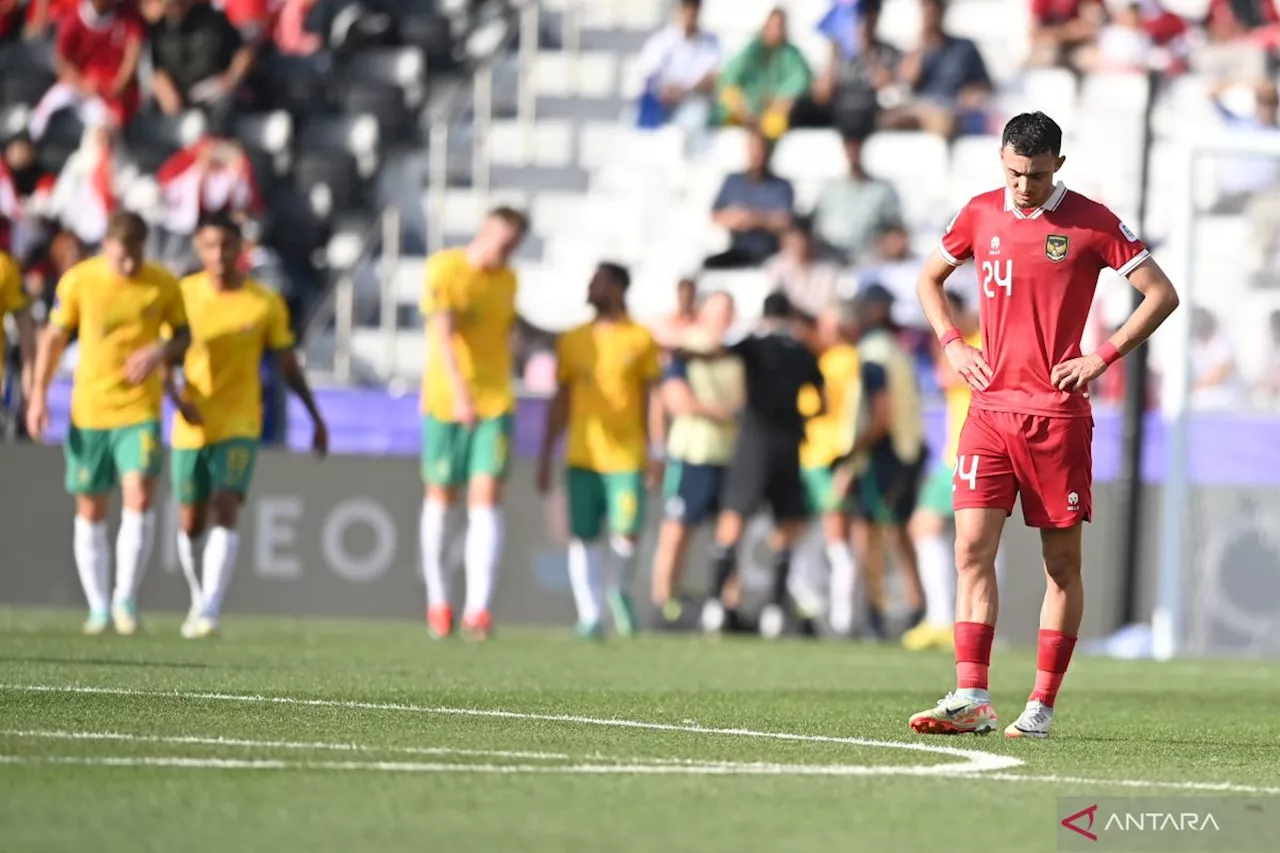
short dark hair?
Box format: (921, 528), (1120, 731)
(679, 0), (701, 9)
(488, 206), (529, 235)
(106, 211), (148, 245)
(597, 261), (630, 291)
(1001, 112), (1063, 158)
(762, 291), (792, 319)
(861, 0), (883, 16)
(196, 210), (242, 239)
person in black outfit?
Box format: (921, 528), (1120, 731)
(677, 292), (825, 638)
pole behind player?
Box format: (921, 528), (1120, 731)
(909, 112), (1179, 738)
(536, 263), (664, 638)
(902, 289), (981, 653)
(167, 212), (328, 638)
(27, 212), (191, 635)
(420, 207), (528, 641)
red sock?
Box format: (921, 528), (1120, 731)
(1030, 629), (1077, 708)
(954, 621), (996, 690)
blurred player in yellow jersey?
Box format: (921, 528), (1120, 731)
(166, 213), (329, 639)
(797, 304), (871, 636)
(0, 248), (37, 418)
(420, 207), (528, 640)
(536, 263), (664, 639)
(903, 289), (982, 652)
(27, 213), (191, 636)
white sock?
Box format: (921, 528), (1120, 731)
(420, 499), (449, 608)
(608, 535), (636, 594)
(567, 538), (604, 625)
(177, 531), (204, 613)
(463, 505), (504, 616)
(73, 516), (110, 614)
(200, 526), (240, 619)
(917, 533), (956, 627)
(826, 541), (858, 634)
(113, 509), (155, 607)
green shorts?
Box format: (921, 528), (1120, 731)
(801, 465), (842, 516)
(918, 463), (956, 518)
(567, 467), (645, 541)
(171, 438), (260, 505)
(64, 420), (162, 495)
(422, 413), (514, 488)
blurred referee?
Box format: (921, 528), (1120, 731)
(678, 292), (825, 639)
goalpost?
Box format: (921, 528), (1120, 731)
(1152, 128), (1280, 661)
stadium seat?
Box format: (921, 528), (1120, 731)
(488, 119), (575, 168)
(125, 111), (207, 151)
(0, 104), (28, 140)
(342, 46), (428, 110)
(264, 188), (331, 267)
(41, 109), (84, 149)
(293, 149), (363, 215)
(534, 52), (620, 99)
(341, 81), (411, 145)
(296, 114), (381, 177)
(1, 72), (54, 109)
(235, 111), (293, 175)
(708, 127), (750, 173)
(259, 54), (333, 118)
(863, 132), (949, 228)
(577, 122), (684, 171)
(948, 135), (1002, 209)
(1080, 72), (1151, 116)
(400, 5), (456, 71)
(0, 37), (55, 74)
(771, 130), (845, 182)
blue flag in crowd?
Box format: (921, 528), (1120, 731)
(818, 0), (863, 61)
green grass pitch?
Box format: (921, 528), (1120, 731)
(2, 607), (1279, 853)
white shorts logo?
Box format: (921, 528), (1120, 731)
(664, 495), (686, 521)
(1068, 491), (1080, 511)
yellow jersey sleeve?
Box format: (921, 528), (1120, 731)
(0, 253), (26, 315)
(49, 268), (81, 331)
(266, 291), (296, 350)
(555, 333), (576, 386)
(421, 252), (460, 315)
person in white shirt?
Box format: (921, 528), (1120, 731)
(635, 0), (721, 146)
(1190, 306), (1246, 410)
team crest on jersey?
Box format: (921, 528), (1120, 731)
(1045, 234), (1070, 262)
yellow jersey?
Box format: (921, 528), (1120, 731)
(171, 274), (295, 449)
(557, 318), (662, 473)
(800, 343), (862, 470)
(0, 251), (27, 385)
(942, 330), (984, 467)
(420, 248), (517, 421)
(50, 257), (186, 430)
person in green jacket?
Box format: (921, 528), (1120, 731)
(718, 8), (814, 140)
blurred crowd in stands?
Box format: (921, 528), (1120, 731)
(627, 0), (1280, 411)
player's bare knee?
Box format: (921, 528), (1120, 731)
(210, 492), (241, 529)
(468, 477), (502, 508)
(425, 484), (456, 505)
(178, 504), (207, 538)
(954, 535), (997, 579)
(1041, 526), (1083, 588)
(121, 475), (155, 512)
(76, 495), (109, 522)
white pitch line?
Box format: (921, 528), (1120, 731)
(0, 730), (573, 762)
(2, 755), (1279, 791)
(0, 684), (1020, 774)
(981, 772), (1280, 795)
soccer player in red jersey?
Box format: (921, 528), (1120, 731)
(908, 112), (1180, 738)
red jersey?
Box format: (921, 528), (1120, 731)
(939, 183), (1150, 418)
(56, 4), (144, 86)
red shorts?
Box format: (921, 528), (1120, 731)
(951, 408), (1093, 529)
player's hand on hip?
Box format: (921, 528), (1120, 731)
(25, 396), (48, 442)
(124, 344), (165, 385)
(944, 340), (993, 391)
(1051, 353), (1107, 392)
